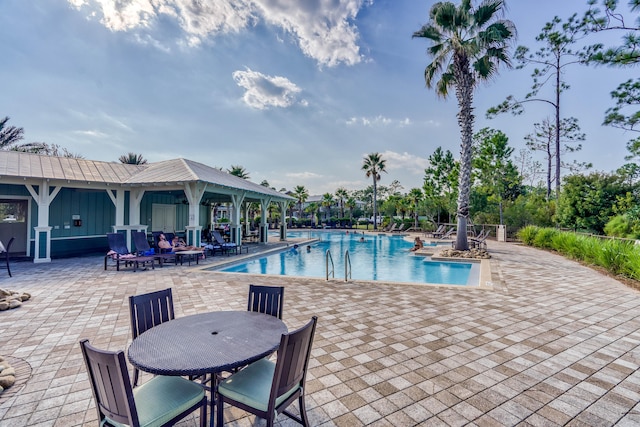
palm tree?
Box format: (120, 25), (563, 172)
(292, 185), (309, 222)
(362, 153), (387, 230)
(228, 165), (250, 179)
(0, 117), (24, 149)
(413, 0), (515, 250)
(407, 188), (424, 229)
(305, 202), (320, 227)
(345, 197), (357, 224)
(119, 153), (148, 165)
(321, 193), (334, 221)
(335, 187), (349, 219)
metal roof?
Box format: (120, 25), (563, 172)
(0, 152), (293, 201)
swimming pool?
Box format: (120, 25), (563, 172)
(216, 231), (479, 286)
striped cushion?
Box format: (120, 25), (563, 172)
(104, 376), (204, 427)
(218, 358), (299, 413)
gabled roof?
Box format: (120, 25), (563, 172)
(0, 152), (293, 201)
(0, 151), (144, 183)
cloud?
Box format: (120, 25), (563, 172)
(284, 171), (322, 179)
(67, 0), (365, 67)
(346, 115), (412, 127)
(378, 150), (430, 176)
(232, 68), (304, 110)
(72, 130), (109, 138)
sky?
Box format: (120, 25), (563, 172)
(0, 0), (636, 196)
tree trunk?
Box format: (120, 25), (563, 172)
(373, 179), (378, 230)
(555, 55), (561, 200)
(453, 56), (473, 251)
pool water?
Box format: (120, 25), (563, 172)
(217, 231), (479, 286)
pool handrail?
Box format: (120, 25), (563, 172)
(326, 249), (334, 280)
(344, 250), (351, 282)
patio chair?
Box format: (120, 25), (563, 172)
(216, 316), (318, 427)
(248, 285), (284, 319)
(133, 231), (175, 267)
(104, 233), (155, 272)
(0, 237), (14, 277)
(129, 288), (175, 387)
(79, 339), (207, 427)
(391, 223), (407, 233)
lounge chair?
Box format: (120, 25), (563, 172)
(392, 223), (407, 233)
(104, 232), (155, 272)
(132, 231), (175, 267)
(438, 227), (455, 240)
(470, 229), (490, 249)
(424, 224), (445, 239)
(211, 230), (239, 255)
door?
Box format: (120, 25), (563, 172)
(0, 199), (28, 254)
(151, 204), (176, 233)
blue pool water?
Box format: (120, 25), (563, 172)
(217, 231), (478, 286)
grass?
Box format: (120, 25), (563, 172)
(518, 226), (640, 282)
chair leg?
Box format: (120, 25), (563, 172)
(299, 394), (309, 427)
(6, 256), (11, 278)
(132, 368), (140, 387)
(216, 393), (224, 427)
(200, 397), (207, 427)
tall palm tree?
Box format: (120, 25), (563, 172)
(228, 165), (250, 179)
(321, 193), (334, 221)
(335, 187), (349, 218)
(407, 188), (424, 229)
(413, 0), (515, 250)
(119, 153), (148, 165)
(345, 197), (357, 223)
(0, 116), (24, 149)
(292, 185), (309, 221)
(362, 153), (387, 230)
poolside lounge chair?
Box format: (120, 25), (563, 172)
(212, 230), (239, 255)
(424, 224), (445, 239)
(392, 223), (407, 233)
(105, 233), (155, 272)
(386, 223), (398, 232)
(470, 229), (490, 249)
(132, 231), (175, 267)
(438, 227), (455, 240)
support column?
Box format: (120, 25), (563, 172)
(106, 189), (129, 248)
(26, 180), (62, 263)
(260, 198), (271, 244)
(278, 201), (288, 241)
(230, 193), (246, 245)
(183, 182), (207, 246)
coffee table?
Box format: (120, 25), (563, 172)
(174, 250), (204, 265)
(127, 311), (287, 426)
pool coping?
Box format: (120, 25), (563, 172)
(195, 238), (494, 290)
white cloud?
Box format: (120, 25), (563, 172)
(378, 150), (429, 176)
(232, 68), (303, 110)
(346, 115), (412, 127)
(72, 130), (109, 138)
(67, 0), (365, 67)
(285, 171), (322, 179)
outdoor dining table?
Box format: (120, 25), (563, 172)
(127, 310), (288, 427)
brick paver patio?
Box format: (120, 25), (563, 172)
(1, 239), (639, 426)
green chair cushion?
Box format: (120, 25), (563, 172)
(104, 376), (205, 427)
(217, 358), (299, 413)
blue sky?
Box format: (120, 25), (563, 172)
(0, 0), (635, 195)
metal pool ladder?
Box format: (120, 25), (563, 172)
(325, 249), (334, 280)
(344, 250), (351, 282)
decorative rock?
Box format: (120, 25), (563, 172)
(0, 375), (15, 388)
(437, 248), (491, 259)
(20, 293), (30, 301)
(8, 300), (21, 309)
(0, 301), (9, 311)
(0, 367), (15, 376)
(0, 289), (30, 311)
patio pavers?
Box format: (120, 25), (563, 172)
(0, 239), (639, 426)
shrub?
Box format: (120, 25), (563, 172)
(551, 232), (580, 259)
(518, 225), (538, 245)
(604, 215), (633, 238)
(622, 245), (640, 280)
(533, 228), (558, 249)
(596, 239), (634, 275)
